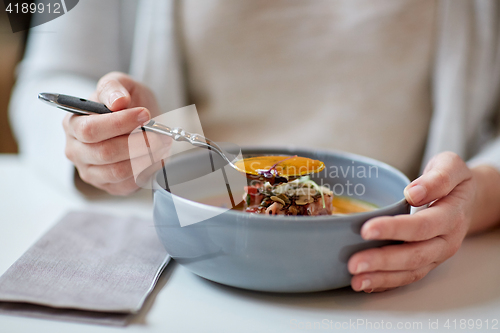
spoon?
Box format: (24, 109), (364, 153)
(38, 93), (324, 183)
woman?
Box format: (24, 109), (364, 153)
(9, 0), (500, 293)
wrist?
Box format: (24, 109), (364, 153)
(468, 165), (500, 235)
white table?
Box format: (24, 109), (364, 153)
(1, 154), (499, 333)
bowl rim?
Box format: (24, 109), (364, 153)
(153, 146), (411, 222)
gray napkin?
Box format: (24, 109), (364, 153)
(0, 211), (170, 326)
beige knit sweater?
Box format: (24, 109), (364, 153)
(9, 0), (500, 191)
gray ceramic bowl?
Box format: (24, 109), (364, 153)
(153, 147), (410, 293)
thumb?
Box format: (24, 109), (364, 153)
(404, 152), (471, 207)
(95, 72), (135, 111)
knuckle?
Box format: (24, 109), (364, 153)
(442, 151), (472, 179)
(77, 118), (95, 142)
(101, 183), (120, 196)
(407, 248), (426, 269)
(96, 142), (115, 163)
(103, 178), (138, 196)
(449, 211), (460, 229)
(448, 214), (461, 233)
(111, 112), (127, 131)
(443, 151), (462, 165)
(415, 215), (433, 240)
(433, 168), (451, 190)
(64, 144), (75, 162)
(97, 76), (111, 91)
(407, 269), (425, 285)
(77, 167), (91, 184)
(109, 163), (131, 182)
(121, 186), (138, 196)
(103, 185), (121, 196)
(449, 243), (461, 257)
(455, 209), (467, 228)
(444, 239), (461, 258)
(407, 271), (419, 284)
(98, 80), (116, 98)
(446, 210), (466, 237)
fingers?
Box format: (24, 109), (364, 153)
(348, 151), (475, 293)
(75, 164), (139, 196)
(348, 233), (461, 292)
(360, 180), (473, 244)
(82, 159), (135, 186)
(366, 287), (396, 293)
(348, 238), (447, 275)
(99, 177), (141, 196)
(359, 203), (459, 242)
(66, 132), (171, 165)
(63, 108), (171, 195)
(351, 262), (438, 292)
(93, 71), (160, 116)
(349, 182), (472, 293)
(61, 71), (165, 196)
(404, 151), (472, 207)
(82, 146), (170, 185)
(64, 107), (151, 143)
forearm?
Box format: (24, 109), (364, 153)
(468, 165), (500, 235)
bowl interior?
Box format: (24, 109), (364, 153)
(154, 146), (410, 213)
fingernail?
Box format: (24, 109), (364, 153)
(364, 288), (374, 294)
(109, 92), (125, 105)
(405, 184), (426, 205)
(360, 279), (371, 291)
(363, 228), (380, 240)
(137, 109), (150, 124)
(355, 262), (370, 274)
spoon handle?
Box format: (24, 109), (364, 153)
(38, 92), (236, 167)
(38, 93), (111, 115)
(142, 121), (206, 145)
(142, 121), (234, 166)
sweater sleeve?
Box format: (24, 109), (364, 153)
(467, 136), (500, 173)
(8, 0), (133, 192)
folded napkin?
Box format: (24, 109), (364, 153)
(0, 211), (170, 326)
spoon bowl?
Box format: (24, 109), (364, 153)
(143, 120), (324, 183)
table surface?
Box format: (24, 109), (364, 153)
(1, 154), (499, 333)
